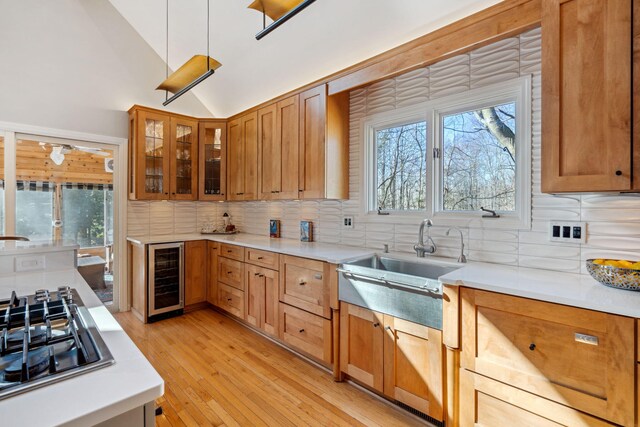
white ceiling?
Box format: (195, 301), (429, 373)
(109, 0), (502, 118)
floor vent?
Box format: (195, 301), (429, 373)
(396, 402), (443, 427)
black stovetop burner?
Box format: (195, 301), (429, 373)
(0, 287), (114, 400)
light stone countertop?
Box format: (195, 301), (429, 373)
(0, 269), (164, 427)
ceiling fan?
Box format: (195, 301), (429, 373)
(39, 142), (110, 166)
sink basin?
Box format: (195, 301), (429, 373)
(338, 255), (462, 330)
(347, 255), (459, 280)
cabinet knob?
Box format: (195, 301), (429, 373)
(299, 329), (305, 333)
(373, 323), (380, 328)
(615, 170), (623, 176)
(529, 343), (536, 351)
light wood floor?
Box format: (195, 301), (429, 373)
(115, 309), (426, 427)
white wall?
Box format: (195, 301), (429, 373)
(0, 0), (211, 139)
(128, 28), (640, 275)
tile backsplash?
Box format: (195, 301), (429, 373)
(128, 27), (640, 275)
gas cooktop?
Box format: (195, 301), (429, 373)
(0, 287), (114, 400)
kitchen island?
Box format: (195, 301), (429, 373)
(0, 243), (163, 427)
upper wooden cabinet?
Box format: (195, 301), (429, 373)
(299, 85), (349, 200)
(129, 106), (199, 201)
(227, 112), (258, 200)
(541, 0), (632, 192)
(258, 95), (300, 200)
(199, 120), (227, 201)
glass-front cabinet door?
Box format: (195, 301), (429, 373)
(199, 120), (227, 201)
(170, 117), (198, 201)
(132, 110), (171, 200)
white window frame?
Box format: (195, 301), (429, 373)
(361, 76), (532, 230)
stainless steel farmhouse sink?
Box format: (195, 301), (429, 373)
(338, 255), (461, 330)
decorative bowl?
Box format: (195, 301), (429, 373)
(586, 259), (640, 291)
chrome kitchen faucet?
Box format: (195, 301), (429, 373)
(414, 219), (436, 257)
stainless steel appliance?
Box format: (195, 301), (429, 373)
(0, 287), (114, 400)
(148, 242), (184, 320)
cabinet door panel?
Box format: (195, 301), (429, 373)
(170, 117), (198, 200)
(217, 257), (244, 290)
(383, 315), (443, 421)
(262, 268), (279, 336)
(199, 121), (226, 201)
(246, 264), (263, 328)
(242, 112), (258, 200)
(227, 118), (244, 200)
(299, 85), (326, 199)
(258, 104), (278, 199)
(185, 240), (207, 305)
(277, 96), (300, 199)
(134, 110), (171, 200)
(541, 0), (631, 192)
(339, 302), (384, 392)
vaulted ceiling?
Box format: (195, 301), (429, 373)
(109, 0), (502, 117)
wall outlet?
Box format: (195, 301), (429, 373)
(343, 216), (354, 229)
(549, 221), (586, 244)
(15, 255), (46, 272)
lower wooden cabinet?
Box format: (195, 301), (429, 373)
(218, 283), (245, 319)
(184, 240), (207, 306)
(246, 264), (279, 337)
(461, 288), (635, 426)
(280, 255), (330, 318)
(218, 256), (245, 290)
(339, 302), (444, 421)
(460, 370), (615, 427)
(279, 303), (332, 365)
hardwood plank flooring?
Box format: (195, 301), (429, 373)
(115, 309), (428, 426)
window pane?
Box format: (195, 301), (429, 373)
(62, 188), (107, 247)
(442, 102), (516, 212)
(376, 122), (427, 210)
(16, 190), (53, 241)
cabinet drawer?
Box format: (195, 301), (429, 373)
(218, 257), (244, 290)
(219, 243), (244, 261)
(460, 370), (615, 427)
(245, 247), (279, 270)
(461, 288), (634, 426)
(279, 303), (331, 365)
(280, 255), (329, 318)
(218, 283), (245, 319)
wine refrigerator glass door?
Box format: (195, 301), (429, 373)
(148, 242), (184, 316)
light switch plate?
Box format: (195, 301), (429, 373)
(549, 221), (586, 244)
(15, 255), (46, 272)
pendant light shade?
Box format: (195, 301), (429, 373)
(248, 0), (316, 40)
(157, 0), (221, 106)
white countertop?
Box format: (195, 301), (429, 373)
(0, 240), (79, 255)
(127, 233), (376, 264)
(0, 269), (163, 427)
(440, 262), (640, 318)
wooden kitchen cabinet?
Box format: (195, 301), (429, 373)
(246, 264), (279, 337)
(128, 106), (199, 201)
(227, 112), (258, 200)
(206, 242), (218, 305)
(258, 95), (299, 200)
(460, 288), (635, 426)
(279, 255), (331, 319)
(339, 302), (384, 392)
(279, 302), (332, 365)
(217, 256), (244, 291)
(199, 120), (227, 201)
(184, 240), (207, 307)
(298, 85), (349, 200)
(541, 0), (632, 192)
(339, 302), (444, 421)
(218, 283), (245, 319)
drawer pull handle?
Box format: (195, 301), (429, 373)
(259, 274), (264, 278)
(227, 271), (233, 274)
(254, 272), (260, 276)
(227, 250), (233, 253)
(227, 298), (232, 302)
(257, 256), (264, 260)
(299, 329), (305, 333)
(373, 323), (380, 328)
(299, 281), (307, 286)
(529, 343), (536, 351)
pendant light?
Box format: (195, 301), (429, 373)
(157, 0), (221, 106)
(248, 0), (316, 40)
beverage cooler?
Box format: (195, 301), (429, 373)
(148, 242), (184, 320)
